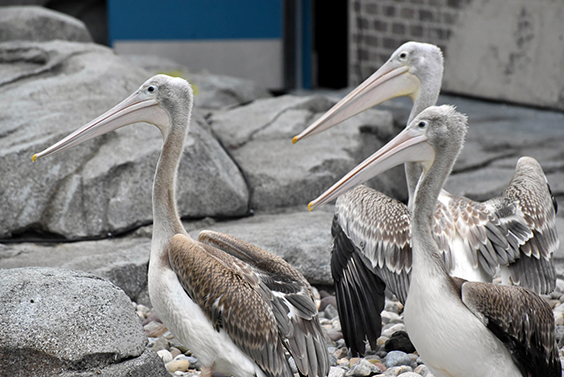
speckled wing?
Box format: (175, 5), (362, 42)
(484, 157), (559, 294)
(461, 281), (561, 377)
(442, 191), (515, 277)
(197, 231), (330, 377)
(331, 185), (411, 355)
(167, 234), (293, 377)
(335, 186), (412, 296)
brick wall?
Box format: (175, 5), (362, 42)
(348, 0), (471, 85)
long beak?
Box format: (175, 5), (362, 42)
(308, 126), (434, 210)
(293, 62), (420, 143)
(32, 92), (168, 161)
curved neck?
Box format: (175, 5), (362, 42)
(405, 80), (440, 204)
(152, 115), (189, 253)
(411, 155), (452, 276)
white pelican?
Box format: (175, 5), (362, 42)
(33, 75), (329, 377)
(309, 105), (561, 377)
(293, 42), (558, 354)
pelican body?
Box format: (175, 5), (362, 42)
(294, 41), (558, 354)
(33, 75), (329, 377)
(309, 105), (560, 377)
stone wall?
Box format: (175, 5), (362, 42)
(349, 0), (564, 112)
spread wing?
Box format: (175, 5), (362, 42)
(331, 185), (456, 355)
(167, 234), (292, 377)
(485, 157), (558, 294)
(197, 231), (329, 377)
(461, 281), (561, 377)
(444, 191), (516, 276)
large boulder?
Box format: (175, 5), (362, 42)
(0, 238), (151, 300)
(0, 40), (249, 238)
(0, 267), (169, 377)
(209, 94), (407, 210)
(0, 6), (92, 43)
(123, 54), (272, 109)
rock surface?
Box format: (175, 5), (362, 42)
(0, 40), (248, 239)
(123, 54), (272, 109)
(0, 238), (151, 300)
(209, 94), (407, 210)
(0, 6), (92, 43)
(0, 267), (168, 377)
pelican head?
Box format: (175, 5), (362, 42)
(293, 41), (443, 143)
(308, 105), (466, 210)
(33, 74), (193, 161)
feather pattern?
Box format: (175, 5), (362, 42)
(167, 234), (293, 377)
(461, 281), (561, 377)
(196, 231), (330, 377)
(330, 157), (558, 354)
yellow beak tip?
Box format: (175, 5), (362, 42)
(292, 136), (299, 144)
(32, 154), (38, 162)
(307, 202), (314, 212)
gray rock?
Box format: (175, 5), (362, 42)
(345, 359), (382, 376)
(379, 365), (413, 376)
(210, 95), (337, 148)
(555, 326), (564, 348)
(323, 304), (339, 320)
(0, 237), (152, 300)
(0, 6), (92, 43)
(329, 366), (347, 377)
(0, 267), (168, 376)
(384, 351), (412, 368)
(187, 207), (335, 285)
(190, 72), (272, 109)
(210, 94), (405, 210)
(443, 167), (515, 203)
(122, 54), (272, 109)
(0, 40), (248, 238)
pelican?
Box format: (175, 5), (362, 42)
(309, 105), (561, 377)
(33, 75), (329, 377)
(293, 42), (558, 354)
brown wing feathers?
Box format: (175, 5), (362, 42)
(461, 281), (561, 377)
(196, 232), (330, 377)
(167, 234), (292, 377)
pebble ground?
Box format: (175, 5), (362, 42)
(137, 281), (564, 377)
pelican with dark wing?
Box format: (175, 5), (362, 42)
(293, 41), (558, 355)
(309, 105), (561, 377)
(33, 75), (329, 377)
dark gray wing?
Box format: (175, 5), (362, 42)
(462, 281), (561, 377)
(197, 231), (330, 377)
(331, 186), (411, 355)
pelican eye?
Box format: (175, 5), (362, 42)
(147, 85), (156, 93)
(398, 52), (408, 61)
(418, 121), (427, 129)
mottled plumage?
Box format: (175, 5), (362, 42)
(34, 75), (329, 377)
(309, 105), (561, 376)
(294, 42), (558, 355)
(461, 281), (560, 377)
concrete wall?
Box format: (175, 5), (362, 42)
(349, 0), (564, 111)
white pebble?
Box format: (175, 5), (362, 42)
(157, 349), (173, 363)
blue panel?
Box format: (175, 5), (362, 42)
(108, 0), (283, 42)
(301, 0), (312, 89)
